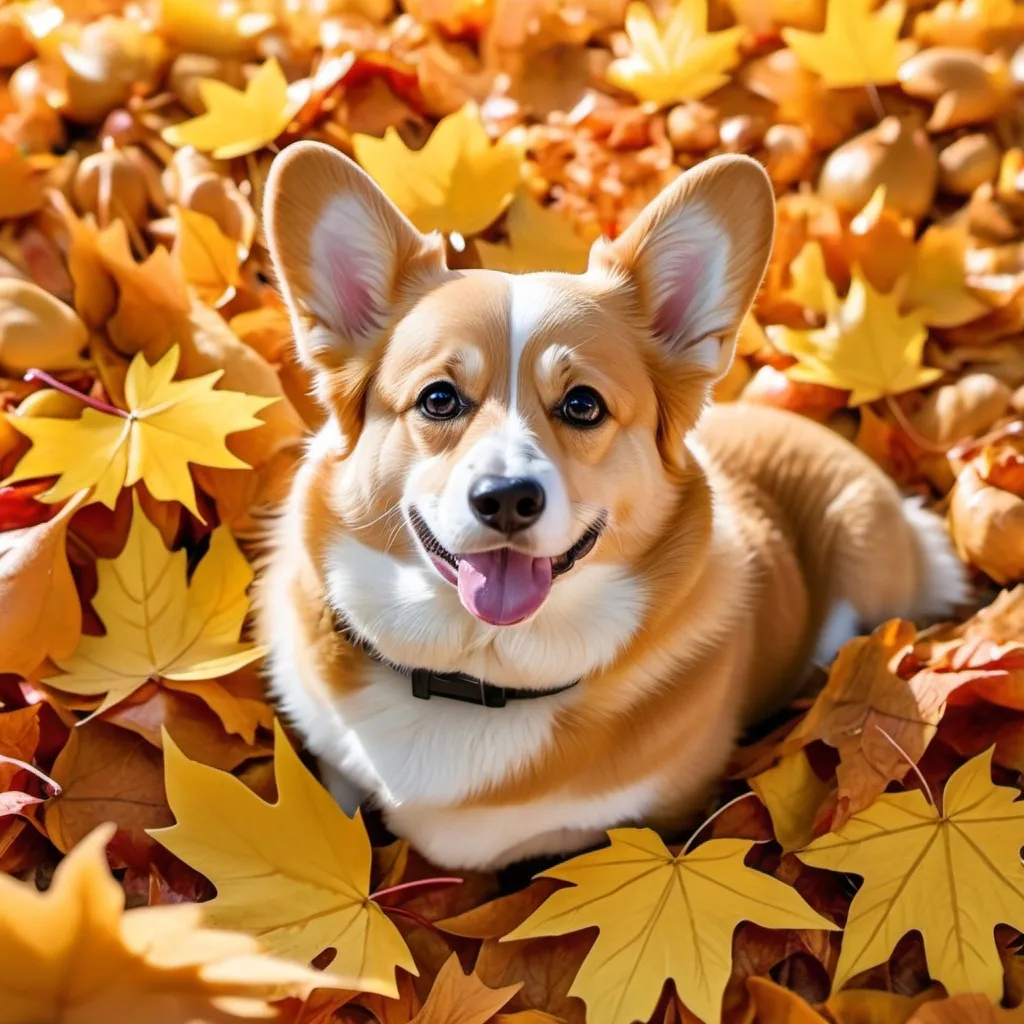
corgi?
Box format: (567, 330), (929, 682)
(257, 142), (968, 870)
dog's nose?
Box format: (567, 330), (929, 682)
(469, 475), (546, 534)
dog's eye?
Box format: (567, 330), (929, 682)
(418, 381), (463, 420)
(559, 386), (606, 427)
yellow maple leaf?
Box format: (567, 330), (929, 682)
(781, 0), (906, 88)
(0, 823), (342, 1024)
(162, 57), (300, 160)
(172, 205), (242, 308)
(151, 719), (417, 996)
(769, 268), (941, 405)
(477, 192), (592, 274)
(799, 748), (1024, 1000)
(504, 827), (835, 1024)
(904, 221), (991, 328)
(606, 0), (747, 106)
(3, 343), (276, 518)
(45, 495), (265, 718)
(353, 103), (521, 237)
(785, 240), (838, 315)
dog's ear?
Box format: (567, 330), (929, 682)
(264, 142), (446, 435)
(590, 154), (774, 381)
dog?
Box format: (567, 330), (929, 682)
(257, 142), (968, 870)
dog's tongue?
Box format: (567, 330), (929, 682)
(457, 550), (553, 625)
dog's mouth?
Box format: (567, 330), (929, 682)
(409, 508), (605, 627)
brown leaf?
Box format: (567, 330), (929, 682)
(102, 685), (271, 772)
(783, 620), (993, 829)
(44, 720), (173, 853)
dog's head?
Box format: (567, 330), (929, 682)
(266, 144), (773, 680)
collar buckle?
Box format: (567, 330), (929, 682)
(411, 668), (508, 707)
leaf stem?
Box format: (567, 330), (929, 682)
(882, 394), (949, 456)
(865, 82), (887, 123)
(682, 791), (759, 855)
(0, 753), (61, 796)
(23, 370), (129, 419)
(370, 876), (463, 902)
(873, 724), (936, 809)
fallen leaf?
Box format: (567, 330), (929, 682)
(163, 57), (300, 160)
(781, 0), (906, 88)
(45, 495), (265, 717)
(151, 719), (416, 995)
(3, 343), (276, 517)
(103, 685), (271, 772)
(605, 0), (746, 107)
(172, 205), (242, 308)
(477, 192), (591, 274)
(0, 139), (44, 220)
(904, 222), (991, 328)
(504, 828), (836, 1024)
(750, 751), (832, 852)
(770, 268), (940, 406)
(0, 823), (343, 1024)
(785, 241), (838, 316)
(43, 720), (174, 853)
(410, 954), (521, 1024)
(908, 993), (1024, 1022)
(822, 987), (939, 1022)
(744, 977), (824, 1022)
(354, 103), (521, 236)
(0, 491), (87, 678)
(0, 278), (88, 374)
(798, 748), (1024, 1000)
(782, 620), (996, 830)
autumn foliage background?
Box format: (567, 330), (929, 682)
(1, 0), (1024, 1021)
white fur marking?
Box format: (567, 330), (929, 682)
(508, 275), (558, 410)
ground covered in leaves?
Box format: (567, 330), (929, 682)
(0, 0), (1023, 1022)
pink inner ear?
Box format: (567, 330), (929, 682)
(328, 244), (378, 338)
(652, 255), (700, 349)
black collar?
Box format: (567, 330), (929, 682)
(333, 614), (580, 708)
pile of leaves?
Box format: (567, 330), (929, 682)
(0, 0), (1023, 1021)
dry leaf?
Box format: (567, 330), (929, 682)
(782, 620), (997, 830)
(43, 720), (173, 853)
(3, 344), (276, 517)
(770, 268), (940, 405)
(163, 58), (300, 160)
(0, 139), (44, 220)
(0, 491), (86, 678)
(904, 221), (991, 328)
(799, 748), (1024, 999)
(477, 192), (591, 274)
(354, 103), (521, 236)
(172, 205), (242, 308)
(605, 0), (746, 107)
(782, 0), (906, 88)
(0, 823), (343, 1024)
(410, 954), (521, 1024)
(750, 751), (832, 852)
(505, 828), (835, 1024)
(152, 719), (416, 995)
(45, 495), (264, 718)
(0, 279), (88, 374)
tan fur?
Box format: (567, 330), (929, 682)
(256, 142), (964, 867)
